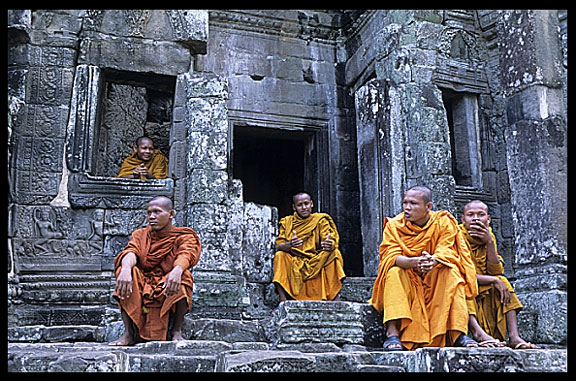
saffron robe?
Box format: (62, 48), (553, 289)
(113, 226), (201, 341)
(458, 224), (523, 341)
(369, 210), (478, 350)
(273, 212), (346, 301)
(117, 150), (168, 179)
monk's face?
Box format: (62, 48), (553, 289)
(402, 190), (432, 227)
(462, 202), (491, 231)
(147, 199), (175, 233)
(292, 193), (313, 219)
(134, 139), (155, 162)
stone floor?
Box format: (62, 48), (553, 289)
(7, 340), (567, 372)
(7, 300), (567, 372)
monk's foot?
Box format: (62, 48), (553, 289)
(108, 332), (136, 346)
(508, 339), (539, 349)
(170, 330), (185, 341)
(454, 334), (478, 348)
(471, 332), (506, 348)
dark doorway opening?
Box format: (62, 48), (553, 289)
(233, 126), (313, 218)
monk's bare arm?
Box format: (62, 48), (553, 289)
(277, 242), (292, 252)
(394, 255), (419, 269)
(277, 230), (303, 252)
(484, 239), (500, 265)
(116, 252), (137, 299)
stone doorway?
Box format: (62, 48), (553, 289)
(232, 125), (318, 219)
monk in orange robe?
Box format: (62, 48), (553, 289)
(460, 200), (538, 349)
(117, 136), (168, 179)
(273, 192), (346, 301)
(109, 196), (201, 346)
(369, 186), (478, 351)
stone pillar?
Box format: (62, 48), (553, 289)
(377, 14), (456, 213)
(354, 78), (406, 276)
(498, 10), (567, 344)
(178, 72), (251, 315)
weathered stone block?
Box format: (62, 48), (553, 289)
(181, 72), (228, 99)
(216, 350), (316, 372)
(186, 98), (229, 133)
(183, 318), (265, 343)
(241, 202), (276, 283)
(185, 169), (228, 204)
(267, 301), (365, 345)
(187, 131), (228, 170)
(79, 37), (191, 77)
(192, 271), (249, 309)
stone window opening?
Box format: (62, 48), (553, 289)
(231, 124), (320, 219)
(92, 69), (176, 178)
(441, 89), (483, 188)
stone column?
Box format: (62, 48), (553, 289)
(374, 12), (456, 212)
(498, 10), (567, 344)
(178, 72), (251, 315)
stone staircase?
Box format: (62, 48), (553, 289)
(8, 300), (567, 372)
(7, 277), (567, 372)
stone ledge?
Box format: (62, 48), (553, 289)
(7, 341), (567, 372)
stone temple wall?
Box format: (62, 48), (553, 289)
(7, 10), (566, 345)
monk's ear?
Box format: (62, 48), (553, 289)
(426, 202), (433, 212)
(169, 209), (175, 219)
(132, 145), (138, 153)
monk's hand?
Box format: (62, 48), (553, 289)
(289, 230), (303, 248)
(321, 232), (333, 251)
(469, 220), (492, 245)
(418, 251), (438, 274)
(133, 164), (154, 179)
(116, 267), (133, 300)
(492, 277), (511, 305)
(164, 266), (183, 297)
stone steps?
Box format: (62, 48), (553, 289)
(7, 300), (567, 372)
(8, 340), (567, 372)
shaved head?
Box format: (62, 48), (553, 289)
(148, 195), (173, 211)
(463, 200), (488, 214)
(292, 192), (312, 205)
(407, 185), (432, 204)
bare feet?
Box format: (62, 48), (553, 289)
(171, 330), (185, 341)
(508, 339), (539, 349)
(471, 332), (506, 347)
(108, 332), (136, 346)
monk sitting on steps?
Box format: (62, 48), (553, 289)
(272, 192), (346, 302)
(460, 200), (538, 350)
(117, 136), (168, 179)
(109, 196), (201, 346)
(369, 186), (479, 351)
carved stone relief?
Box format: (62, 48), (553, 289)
(11, 206), (104, 272)
(95, 83), (148, 177)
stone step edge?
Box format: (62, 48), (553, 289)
(8, 341), (568, 372)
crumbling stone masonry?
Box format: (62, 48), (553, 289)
(8, 9), (566, 353)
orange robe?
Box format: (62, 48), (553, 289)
(459, 224), (523, 341)
(369, 210), (478, 350)
(113, 226), (201, 341)
(117, 150), (168, 179)
(273, 212), (346, 301)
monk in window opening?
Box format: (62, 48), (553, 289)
(272, 192), (346, 302)
(369, 186), (479, 351)
(460, 200), (538, 349)
(108, 196), (201, 346)
(117, 136), (168, 179)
